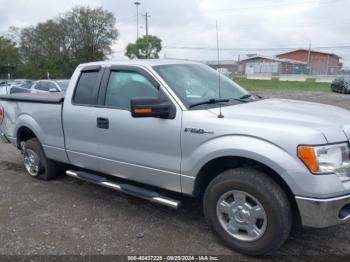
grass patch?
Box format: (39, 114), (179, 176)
(234, 79), (331, 92)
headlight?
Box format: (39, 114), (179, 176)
(298, 143), (350, 182)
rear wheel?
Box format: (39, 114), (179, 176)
(203, 168), (292, 256)
(23, 138), (61, 180)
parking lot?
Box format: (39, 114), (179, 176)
(1, 91), (350, 260)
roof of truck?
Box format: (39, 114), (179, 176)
(78, 59), (202, 68)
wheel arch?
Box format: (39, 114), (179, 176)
(15, 113), (46, 150)
(192, 155), (301, 223)
(16, 125), (41, 149)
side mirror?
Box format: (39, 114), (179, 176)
(131, 98), (172, 118)
(49, 88), (59, 93)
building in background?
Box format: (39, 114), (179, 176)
(206, 60), (239, 75)
(276, 49), (342, 75)
(239, 55), (308, 75)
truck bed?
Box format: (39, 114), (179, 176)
(0, 92), (67, 163)
(0, 92), (65, 104)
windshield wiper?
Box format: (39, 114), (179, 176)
(240, 93), (263, 100)
(189, 98), (229, 108)
(239, 93), (252, 99)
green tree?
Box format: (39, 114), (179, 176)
(19, 20), (67, 78)
(125, 35), (162, 59)
(5, 26), (21, 46)
(0, 36), (20, 78)
(17, 6), (118, 79)
(60, 6), (118, 63)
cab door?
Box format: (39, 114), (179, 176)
(94, 66), (182, 192)
(63, 66), (104, 171)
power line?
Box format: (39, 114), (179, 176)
(147, 0), (336, 17)
(116, 15), (137, 24)
(163, 45), (350, 52)
(158, 20), (350, 39)
(199, 0), (334, 13)
(114, 1), (347, 30)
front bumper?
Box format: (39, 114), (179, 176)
(296, 194), (350, 228)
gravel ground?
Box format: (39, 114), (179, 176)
(0, 91), (350, 260)
(258, 90), (350, 110)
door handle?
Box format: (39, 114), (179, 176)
(97, 117), (109, 129)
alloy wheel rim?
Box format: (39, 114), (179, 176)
(23, 149), (40, 176)
(216, 190), (267, 242)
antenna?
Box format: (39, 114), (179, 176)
(216, 20), (224, 118)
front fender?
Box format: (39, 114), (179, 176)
(181, 135), (346, 198)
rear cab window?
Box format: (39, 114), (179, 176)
(73, 69), (100, 105)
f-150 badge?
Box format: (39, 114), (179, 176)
(184, 128), (214, 134)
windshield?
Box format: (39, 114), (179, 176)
(57, 80), (70, 91)
(153, 64), (249, 108)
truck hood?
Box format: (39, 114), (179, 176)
(209, 98), (350, 143)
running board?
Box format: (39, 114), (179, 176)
(66, 170), (181, 209)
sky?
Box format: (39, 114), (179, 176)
(0, 0), (349, 66)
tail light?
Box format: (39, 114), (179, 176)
(0, 106), (4, 124)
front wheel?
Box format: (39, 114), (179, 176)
(203, 168), (292, 256)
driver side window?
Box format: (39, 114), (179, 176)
(37, 81), (50, 91)
(105, 71), (159, 110)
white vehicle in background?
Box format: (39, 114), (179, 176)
(0, 81), (7, 95)
(8, 80), (33, 94)
(31, 80), (70, 93)
(0, 79), (33, 94)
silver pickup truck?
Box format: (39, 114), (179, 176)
(1, 60), (350, 256)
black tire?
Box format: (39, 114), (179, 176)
(203, 168), (292, 256)
(23, 138), (61, 180)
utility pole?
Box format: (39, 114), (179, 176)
(307, 43), (311, 74)
(326, 54), (330, 75)
(7, 64), (10, 80)
(142, 12), (151, 36)
(237, 54), (241, 74)
(134, 1), (141, 39)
